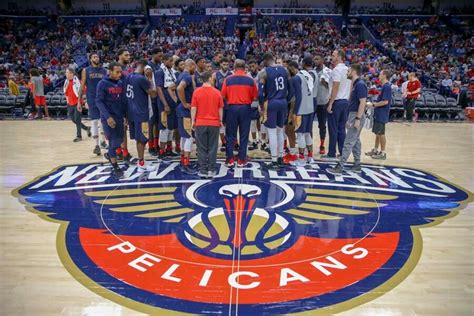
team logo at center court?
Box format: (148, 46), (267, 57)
(14, 160), (472, 315)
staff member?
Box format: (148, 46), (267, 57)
(405, 72), (421, 122)
(327, 64), (367, 175)
(323, 49), (351, 161)
(64, 68), (91, 142)
(366, 70), (392, 160)
(221, 59), (258, 168)
(191, 71), (224, 178)
(313, 54), (331, 154)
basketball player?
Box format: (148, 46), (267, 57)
(322, 49), (351, 161)
(117, 48), (133, 162)
(95, 62), (126, 178)
(123, 59), (158, 173)
(79, 53), (107, 155)
(247, 59), (261, 151)
(173, 58), (185, 153)
(313, 54), (331, 155)
(327, 63), (367, 175)
(283, 58), (298, 164)
(212, 57), (232, 152)
(148, 47), (163, 72)
(156, 54), (179, 159)
(288, 60), (316, 166)
(144, 65), (159, 157)
(194, 56), (207, 88)
(258, 53), (293, 170)
(176, 59), (197, 174)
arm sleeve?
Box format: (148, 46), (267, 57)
(95, 82), (110, 119)
(293, 77), (302, 113)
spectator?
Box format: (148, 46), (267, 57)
(405, 72), (421, 122)
(8, 76), (19, 96)
(63, 67), (90, 142)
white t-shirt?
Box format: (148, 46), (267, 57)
(329, 63), (351, 101)
(441, 79), (452, 87)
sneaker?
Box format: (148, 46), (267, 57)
(197, 171), (209, 178)
(148, 148), (158, 156)
(320, 155), (338, 161)
(87, 127), (92, 137)
(181, 165), (197, 175)
(372, 152), (387, 160)
(73, 137), (82, 142)
(123, 153), (133, 163)
(290, 158), (306, 167)
(365, 149), (377, 156)
(264, 161), (281, 170)
(225, 158), (235, 168)
(93, 145), (101, 156)
(237, 159), (249, 167)
(208, 170), (217, 178)
(167, 150), (180, 157)
(112, 167), (124, 178)
(306, 157), (315, 164)
(137, 160), (157, 173)
(220, 145), (226, 152)
(248, 142), (258, 151)
(100, 140), (108, 149)
(261, 142), (268, 151)
(283, 153), (298, 165)
(116, 152), (124, 161)
(327, 164), (344, 175)
(319, 146), (326, 155)
(349, 164), (362, 173)
(277, 157), (285, 167)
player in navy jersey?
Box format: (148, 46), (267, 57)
(212, 57), (232, 152)
(247, 59), (262, 151)
(95, 62), (126, 178)
(156, 54), (179, 159)
(124, 59), (158, 173)
(194, 56), (207, 88)
(258, 53), (293, 170)
(144, 65), (159, 157)
(148, 47), (163, 72)
(173, 58), (185, 153)
(116, 48), (133, 161)
(78, 53), (107, 156)
(176, 59), (196, 174)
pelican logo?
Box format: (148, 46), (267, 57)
(14, 160), (472, 314)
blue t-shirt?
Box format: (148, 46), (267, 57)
(348, 78), (368, 112)
(124, 73), (150, 122)
(176, 71), (194, 118)
(215, 70), (232, 91)
(374, 83), (392, 124)
(195, 71), (204, 88)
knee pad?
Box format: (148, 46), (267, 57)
(159, 129), (169, 143)
(305, 133), (313, 147)
(297, 133), (306, 149)
(250, 120), (257, 133)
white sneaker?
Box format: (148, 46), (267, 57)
(208, 170), (217, 178)
(306, 157), (315, 164)
(290, 159), (307, 167)
(137, 161), (157, 173)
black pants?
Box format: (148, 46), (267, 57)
(316, 103), (327, 140)
(68, 106), (88, 138)
(195, 125), (220, 173)
(405, 99), (415, 121)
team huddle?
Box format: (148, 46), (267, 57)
(78, 47), (392, 178)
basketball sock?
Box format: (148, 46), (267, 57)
(91, 120), (99, 145)
(307, 150), (313, 158)
(267, 128), (278, 158)
(180, 154), (185, 165)
(304, 133), (312, 148)
(122, 148), (129, 157)
(298, 153), (304, 160)
(183, 156), (190, 167)
(290, 147), (297, 155)
(277, 127), (285, 158)
(175, 143), (181, 152)
(320, 138), (325, 147)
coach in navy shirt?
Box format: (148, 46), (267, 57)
(328, 63), (367, 175)
(366, 70), (392, 160)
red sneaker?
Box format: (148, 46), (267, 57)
(237, 159), (249, 167)
(225, 157), (235, 168)
(319, 146), (326, 155)
(283, 153), (298, 164)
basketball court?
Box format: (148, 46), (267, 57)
(1, 121), (472, 315)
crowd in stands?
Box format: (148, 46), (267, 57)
(368, 16), (473, 98)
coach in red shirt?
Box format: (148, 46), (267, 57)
(221, 59), (258, 167)
(191, 71), (224, 178)
(405, 72), (421, 121)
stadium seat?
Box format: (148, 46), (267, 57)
(16, 95), (26, 108)
(391, 96), (404, 119)
(0, 95), (16, 116)
(424, 95), (439, 120)
(446, 97), (461, 119)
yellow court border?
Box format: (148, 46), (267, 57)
(11, 161), (474, 316)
